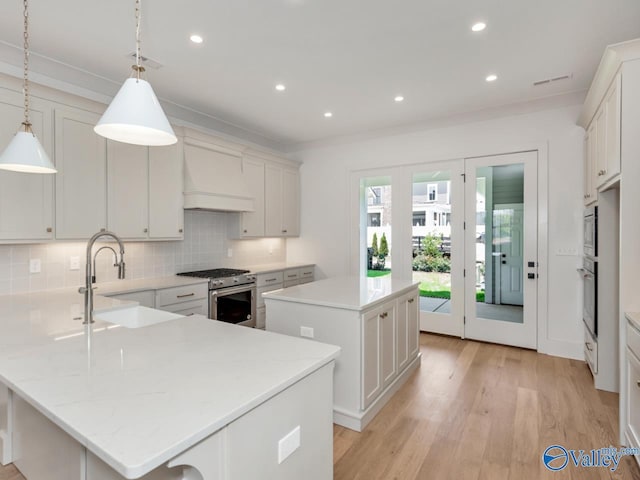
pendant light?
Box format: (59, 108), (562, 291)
(0, 0), (57, 174)
(94, 0), (177, 146)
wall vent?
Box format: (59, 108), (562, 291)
(126, 53), (163, 70)
(533, 73), (572, 87)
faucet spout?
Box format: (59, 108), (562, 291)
(81, 230), (126, 325)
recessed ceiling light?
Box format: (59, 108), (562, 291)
(275, 84), (286, 92)
(394, 96), (404, 102)
(485, 74), (498, 82)
(190, 34), (204, 44)
(471, 22), (486, 32)
(324, 112), (333, 118)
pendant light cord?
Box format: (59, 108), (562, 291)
(22, 0), (31, 130)
(134, 0), (142, 81)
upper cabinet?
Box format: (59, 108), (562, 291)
(265, 163), (300, 237)
(229, 152), (301, 239)
(582, 72), (622, 197)
(0, 89), (54, 242)
(107, 140), (184, 241)
(55, 107), (107, 239)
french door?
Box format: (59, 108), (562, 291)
(463, 151), (538, 349)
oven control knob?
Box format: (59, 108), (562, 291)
(233, 278), (240, 283)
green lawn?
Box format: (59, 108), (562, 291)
(367, 269), (392, 277)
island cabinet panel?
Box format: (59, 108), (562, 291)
(0, 383), (8, 465)
(12, 396), (84, 480)
(264, 278), (420, 432)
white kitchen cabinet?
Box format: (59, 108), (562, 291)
(625, 317), (640, 456)
(595, 107), (607, 186)
(149, 143), (184, 240)
(380, 302), (397, 390)
(362, 308), (381, 410)
(55, 107), (106, 239)
(108, 141), (184, 241)
(283, 268), (300, 288)
(584, 122), (598, 205)
(235, 156), (265, 238)
(603, 73), (622, 183)
(397, 290), (419, 373)
(107, 141), (149, 239)
(155, 283), (209, 311)
(265, 164), (300, 237)
(0, 89), (54, 241)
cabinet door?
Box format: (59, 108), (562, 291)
(595, 107), (607, 187)
(55, 108), (106, 239)
(362, 308), (381, 410)
(380, 302), (397, 389)
(0, 90), (54, 240)
(149, 142), (184, 239)
(407, 293), (419, 359)
(107, 141), (148, 239)
(583, 136), (590, 206)
(282, 168), (300, 237)
(240, 157), (265, 237)
(604, 74), (621, 182)
(264, 164), (283, 237)
(587, 123), (598, 204)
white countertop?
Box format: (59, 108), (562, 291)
(263, 276), (419, 311)
(93, 275), (209, 296)
(240, 262), (315, 275)
(626, 312), (640, 331)
(0, 290), (340, 479)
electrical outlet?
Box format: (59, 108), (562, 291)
(29, 259), (41, 274)
(69, 256), (80, 271)
(300, 326), (314, 338)
(227, 248), (233, 258)
(278, 426), (301, 464)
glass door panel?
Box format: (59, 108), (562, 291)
(411, 162), (463, 337)
(361, 177), (392, 278)
(465, 152), (537, 349)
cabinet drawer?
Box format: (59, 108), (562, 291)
(284, 269), (300, 282)
(160, 298), (208, 317)
(257, 271), (283, 288)
(299, 266), (314, 278)
(106, 290), (155, 308)
(584, 327), (598, 375)
(283, 279), (300, 288)
(156, 283), (208, 308)
(628, 319), (640, 359)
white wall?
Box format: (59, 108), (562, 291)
(287, 104), (585, 359)
(0, 211), (286, 295)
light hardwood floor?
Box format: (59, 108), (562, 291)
(1, 333), (639, 480)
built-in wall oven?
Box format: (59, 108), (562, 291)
(578, 256), (597, 338)
(584, 206), (598, 257)
(177, 268), (256, 328)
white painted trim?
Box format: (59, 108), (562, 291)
(0, 389), (13, 466)
(332, 355), (420, 432)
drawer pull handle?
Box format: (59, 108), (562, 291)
(408, 298), (415, 303)
(177, 293), (195, 298)
(287, 275), (297, 278)
(186, 313), (195, 316)
(265, 278), (278, 282)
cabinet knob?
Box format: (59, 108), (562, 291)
(282, 229), (287, 233)
(179, 228), (183, 233)
(637, 381), (640, 388)
(144, 228), (148, 233)
(46, 227), (52, 233)
(408, 298), (414, 303)
(243, 229), (248, 233)
(100, 228), (106, 232)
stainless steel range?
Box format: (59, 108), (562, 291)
(177, 268), (256, 327)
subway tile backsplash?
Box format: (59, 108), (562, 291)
(0, 211), (286, 295)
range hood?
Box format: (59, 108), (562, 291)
(183, 143), (254, 212)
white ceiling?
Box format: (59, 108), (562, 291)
(0, 0), (639, 150)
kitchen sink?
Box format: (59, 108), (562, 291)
(93, 306), (184, 329)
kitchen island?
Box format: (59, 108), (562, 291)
(0, 289), (340, 480)
(264, 276), (420, 431)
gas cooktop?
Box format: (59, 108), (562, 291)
(178, 268), (250, 279)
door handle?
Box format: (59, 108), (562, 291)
(502, 260), (506, 265)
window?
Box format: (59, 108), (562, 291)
(368, 213), (381, 226)
(412, 212), (426, 226)
(428, 184), (437, 201)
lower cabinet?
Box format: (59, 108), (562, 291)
(397, 290), (419, 373)
(257, 266), (315, 329)
(625, 318), (640, 458)
(105, 284), (209, 317)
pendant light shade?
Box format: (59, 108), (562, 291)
(94, 0), (177, 147)
(0, 0), (57, 174)
(0, 129), (56, 174)
(94, 77), (177, 146)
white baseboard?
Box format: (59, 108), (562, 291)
(539, 338), (584, 361)
(333, 354), (421, 432)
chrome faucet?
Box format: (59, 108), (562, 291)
(79, 230), (126, 324)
